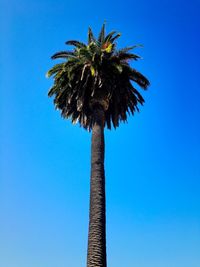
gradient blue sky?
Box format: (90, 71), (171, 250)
(1, 0), (200, 267)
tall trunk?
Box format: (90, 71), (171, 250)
(87, 106), (107, 267)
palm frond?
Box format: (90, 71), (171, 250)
(117, 45), (142, 54)
(48, 85), (59, 97)
(46, 63), (65, 77)
(65, 40), (86, 48)
(132, 87), (145, 104)
(51, 51), (76, 60)
(79, 47), (93, 61)
(110, 33), (121, 43)
(47, 23), (150, 130)
(129, 68), (150, 89)
(88, 27), (96, 44)
(112, 63), (123, 73)
(98, 23), (105, 44)
(104, 31), (116, 43)
(117, 52), (141, 61)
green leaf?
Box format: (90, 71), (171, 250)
(46, 63), (65, 77)
(110, 33), (121, 43)
(98, 23), (105, 44)
(51, 51), (76, 60)
(117, 52), (141, 61)
(79, 47), (93, 61)
(104, 31), (116, 43)
(88, 27), (96, 44)
(48, 85), (59, 96)
(46, 24), (150, 131)
(65, 40), (86, 48)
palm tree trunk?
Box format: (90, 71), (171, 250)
(87, 106), (107, 267)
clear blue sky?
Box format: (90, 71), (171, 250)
(1, 0), (200, 266)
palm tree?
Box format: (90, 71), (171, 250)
(46, 23), (150, 267)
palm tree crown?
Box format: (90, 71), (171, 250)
(47, 24), (150, 130)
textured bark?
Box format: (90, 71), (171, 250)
(87, 106), (107, 267)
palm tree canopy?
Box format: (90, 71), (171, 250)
(47, 24), (150, 130)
